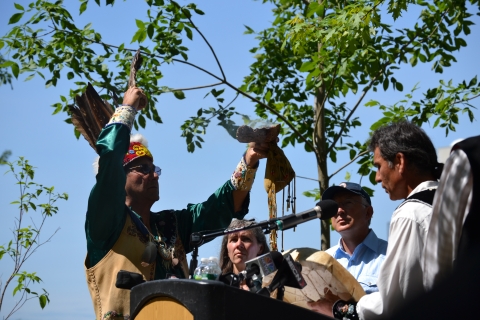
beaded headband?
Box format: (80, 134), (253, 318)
(123, 141), (153, 166)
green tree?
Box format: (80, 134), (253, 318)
(239, 0), (480, 248)
(1, 0), (479, 248)
(0, 157), (68, 319)
(0, 55), (13, 89)
(0, 150), (12, 165)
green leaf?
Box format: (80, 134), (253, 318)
(193, 7), (204, 15)
(299, 60), (316, 72)
(244, 25), (254, 35)
(344, 171), (351, 181)
(135, 19), (145, 29)
(147, 24), (154, 39)
(265, 90), (272, 102)
(369, 170), (376, 185)
(138, 114), (146, 128)
(8, 12), (24, 24)
(185, 26), (193, 40)
(349, 149), (357, 160)
(39, 294), (47, 309)
(173, 90), (185, 100)
(24, 73), (35, 81)
(383, 78), (389, 91)
(79, 1), (87, 14)
(14, 3), (25, 11)
(364, 100), (379, 107)
(11, 62), (20, 78)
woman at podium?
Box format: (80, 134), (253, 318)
(219, 219), (270, 290)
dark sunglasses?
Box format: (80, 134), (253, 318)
(127, 163), (162, 176)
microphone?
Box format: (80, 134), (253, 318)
(244, 251), (282, 279)
(241, 251), (283, 292)
(274, 199), (338, 231)
(218, 251), (283, 290)
(257, 252), (306, 297)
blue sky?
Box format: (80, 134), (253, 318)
(1, 1), (479, 319)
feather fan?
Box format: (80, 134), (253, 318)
(69, 50), (143, 153)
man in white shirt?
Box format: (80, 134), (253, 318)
(387, 134), (479, 320)
(309, 121), (443, 320)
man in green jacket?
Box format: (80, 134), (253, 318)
(84, 87), (273, 319)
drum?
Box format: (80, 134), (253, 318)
(263, 248), (366, 309)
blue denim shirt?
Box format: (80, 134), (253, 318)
(326, 230), (388, 294)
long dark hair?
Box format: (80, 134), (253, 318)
(369, 121), (444, 179)
(219, 219), (270, 274)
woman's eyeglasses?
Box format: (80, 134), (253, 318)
(128, 164), (162, 176)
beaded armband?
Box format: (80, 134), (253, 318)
(106, 104), (137, 131)
(230, 155), (258, 191)
(332, 300), (359, 320)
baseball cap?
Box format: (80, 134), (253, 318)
(322, 182), (371, 206)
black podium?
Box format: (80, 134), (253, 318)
(130, 279), (331, 319)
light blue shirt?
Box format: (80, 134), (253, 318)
(326, 229), (388, 294)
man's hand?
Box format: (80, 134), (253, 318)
(245, 140), (276, 167)
(306, 289), (339, 317)
(245, 137), (278, 167)
(123, 87), (147, 111)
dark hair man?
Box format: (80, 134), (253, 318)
(309, 121), (442, 320)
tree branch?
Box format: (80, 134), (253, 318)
(223, 81), (316, 151)
(153, 82), (223, 93)
(225, 92), (240, 109)
(328, 150), (369, 180)
(40, 25), (315, 151)
(183, 9), (226, 80)
(328, 9), (449, 153)
(452, 93), (480, 105)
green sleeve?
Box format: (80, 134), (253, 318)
(174, 180), (250, 253)
(85, 124), (130, 267)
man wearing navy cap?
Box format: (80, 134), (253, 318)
(322, 182), (388, 294)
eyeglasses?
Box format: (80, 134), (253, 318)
(336, 200), (367, 210)
(128, 164), (162, 176)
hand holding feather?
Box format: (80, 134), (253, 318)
(123, 87), (147, 111)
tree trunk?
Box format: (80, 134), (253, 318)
(314, 0), (330, 251)
(314, 88), (329, 250)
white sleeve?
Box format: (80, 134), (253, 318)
(357, 209), (427, 319)
(422, 149), (472, 291)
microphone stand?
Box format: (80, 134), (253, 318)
(188, 211), (313, 278)
(188, 218), (280, 278)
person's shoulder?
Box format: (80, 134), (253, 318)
(392, 200), (432, 223)
(325, 245), (340, 257)
(366, 231), (388, 255)
(393, 183), (437, 220)
(151, 209), (176, 220)
(376, 237), (388, 255)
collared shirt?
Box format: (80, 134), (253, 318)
(326, 230), (388, 294)
(423, 149), (472, 291)
(356, 180), (438, 320)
